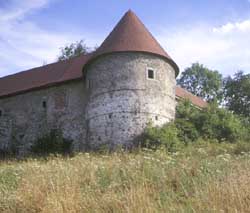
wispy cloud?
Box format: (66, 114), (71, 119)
(158, 19), (250, 76)
(0, 0), (50, 22)
(0, 0), (86, 77)
(1, 1), (249, 78)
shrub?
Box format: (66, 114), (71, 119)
(138, 100), (249, 149)
(137, 122), (181, 152)
(30, 129), (73, 156)
(175, 118), (199, 144)
(176, 100), (248, 143)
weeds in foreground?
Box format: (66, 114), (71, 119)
(0, 142), (250, 212)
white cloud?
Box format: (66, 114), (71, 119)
(157, 19), (250, 76)
(0, 0), (50, 22)
(1, 2), (249, 78)
(213, 20), (250, 33)
(0, 0), (99, 77)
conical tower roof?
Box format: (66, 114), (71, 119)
(88, 10), (179, 76)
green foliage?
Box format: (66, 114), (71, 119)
(201, 105), (245, 142)
(224, 71), (250, 117)
(177, 63), (223, 102)
(139, 101), (249, 149)
(57, 40), (90, 61)
(30, 129), (73, 156)
(175, 118), (199, 144)
(137, 122), (181, 152)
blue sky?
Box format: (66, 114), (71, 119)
(0, 0), (250, 78)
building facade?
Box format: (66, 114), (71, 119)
(0, 11), (206, 154)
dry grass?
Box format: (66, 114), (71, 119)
(1, 142), (250, 212)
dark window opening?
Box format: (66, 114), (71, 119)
(155, 116), (158, 121)
(42, 101), (47, 109)
(148, 69), (155, 79)
(0, 110), (2, 117)
(19, 134), (25, 140)
(109, 114), (112, 119)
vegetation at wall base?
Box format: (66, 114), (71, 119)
(1, 101), (249, 212)
(30, 129), (73, 156)
(138, 100), (249, 151)
(1, 142), (250, 212)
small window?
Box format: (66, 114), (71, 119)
(0, 110), (2, 117)
(155, 115), (158, 121)
(147, 69), (155, 79)
(42, 101), (47, 109)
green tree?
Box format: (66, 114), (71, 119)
(224, 71), (250, 117)
(177, 63), (223, 102)
(57, 40), (90, 61)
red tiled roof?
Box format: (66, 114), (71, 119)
(175, 86), (208, 108)
(0, 10), (206, 108)
(88, 10), (179, 76)
(0, 54), (92, 98)
(0, 55), (206, 107)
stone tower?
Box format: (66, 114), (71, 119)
(83, 10), (179, 149)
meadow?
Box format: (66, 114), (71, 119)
(1, 142), (250, 212)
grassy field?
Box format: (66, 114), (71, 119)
(1, 142), (250, 212)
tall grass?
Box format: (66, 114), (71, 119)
(1, 142), (250, 212)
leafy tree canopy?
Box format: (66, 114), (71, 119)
(177, 63), (223, 102)
(57, 40), (91, 61)
(224, 71), (250, 117)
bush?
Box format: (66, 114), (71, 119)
(30, 129), (73, 156)
(175, 118), (199, 144)
(201, 106), (244, 142)
(137, 122), (181, 152)
(138, 100), (249, 150)
(177, 100), (248, 143)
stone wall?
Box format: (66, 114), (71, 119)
(0, 81), (87, 155)
(85, 52), (176, 149)
(0, 52), (177, 154)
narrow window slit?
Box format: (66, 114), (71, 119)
(42, 101), (47, 109)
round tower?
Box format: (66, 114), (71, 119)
(83, 10), (179, 149)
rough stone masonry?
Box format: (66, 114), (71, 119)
(0, 10), (206, 154)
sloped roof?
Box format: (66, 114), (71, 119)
(0, 54), (207, 108)
(0, 54), (92, 98)
(0, 53), (206, 108)
(0, 10), (206, 108)
(88, 10), (179, 76)
(175, 86), (208, 108)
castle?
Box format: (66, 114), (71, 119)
(0, 10), (206, 154)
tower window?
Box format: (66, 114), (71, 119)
(147, 69), (155, 79)
(0, 110), (2, 117)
